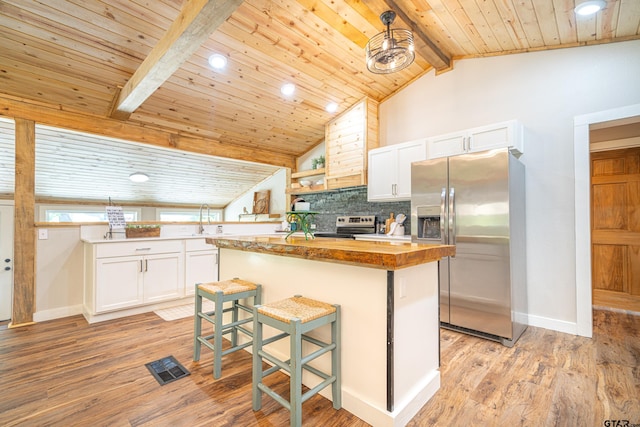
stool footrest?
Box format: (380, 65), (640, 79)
(199, 318), (253, 339)
(257, 382), (291, 411)
(199, 323), (253, 345)
(257, 349), (290, 373)
(236, 304), (253, 315)
(303, 363), (331, 381)
(262, 331), (288, 347)
(262, 363), (281, 377)
(199, 309), (253, 327)
(256, 371), (336, 408)
(301, 342), (335, 366)
(221, 340), (252, 356)
(301, 375), (336, 404)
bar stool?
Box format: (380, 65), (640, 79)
(252, 295), (341, 427)
(194, 278), (262, 379)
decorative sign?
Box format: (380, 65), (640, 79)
(253, 190), (270, 214)
(106, 206), (126, 229)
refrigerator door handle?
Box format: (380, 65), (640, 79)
(440, 188), (447, 244)
(449, 187), (456, 249)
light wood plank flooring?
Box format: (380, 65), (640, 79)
(0, 309), (638, 426)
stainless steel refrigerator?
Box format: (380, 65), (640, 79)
(411, 148), (527, 347)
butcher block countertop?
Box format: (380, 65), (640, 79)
(207, 235), (455, 270)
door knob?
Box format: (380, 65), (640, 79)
(4, 267), (10, 271)
(4, 258), (10, 263)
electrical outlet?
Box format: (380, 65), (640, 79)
(38, 229), (48, 240)
(399, 278), (407, 299)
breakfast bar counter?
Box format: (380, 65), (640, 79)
(209, 235), (454, 270)
(206, 236), (454, 427)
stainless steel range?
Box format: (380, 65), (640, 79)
(314, 215), (376, 239)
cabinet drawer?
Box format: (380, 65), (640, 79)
(185, 238), (217, 252)
(96, 240), (183, 258)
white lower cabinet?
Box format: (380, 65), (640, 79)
(95, 256), (144, 312)
(141, 253), (183, 303)
(185, 239), (218, 296)
(85, 239), (185, 316)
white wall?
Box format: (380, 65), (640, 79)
(35, 227), (84, 321)
(379, 40), (640, 334)
(297, 142), (325, 171)
(224, 169), (287, 220)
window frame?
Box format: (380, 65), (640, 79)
(155, 208), (223, 222)
(38, 204), (141, 223)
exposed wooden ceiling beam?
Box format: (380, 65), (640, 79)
(2, 96), (296, 170)
(383, 0), (452, 72)
(110, 0), (244, 120)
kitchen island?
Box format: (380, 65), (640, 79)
(207, 236), (455, 427)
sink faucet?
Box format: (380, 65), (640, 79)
(199, 204), (211, 234)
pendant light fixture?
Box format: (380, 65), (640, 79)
(366, 10), (415, 74)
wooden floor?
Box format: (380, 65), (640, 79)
(0, 309), (638, 426)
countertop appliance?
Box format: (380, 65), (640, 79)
(314, 215), (376, 239)
(411, 148), (527, 347)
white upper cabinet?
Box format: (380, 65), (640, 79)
(427, 120), (524, 159)
(368, 139), (427, 201)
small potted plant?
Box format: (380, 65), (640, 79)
(312, 155), (325, 170)
(125, 224), (161, 238)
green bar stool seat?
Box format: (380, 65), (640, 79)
(193, 278), (262, 379)
(252, 295), (341, 427)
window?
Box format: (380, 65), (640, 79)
(39, 205), (140, 223)
(156, 208), (222, 222)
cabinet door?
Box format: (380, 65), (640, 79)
(395, 140), (427, 199)
(468, 120), (523, 155)
(427, 132), (466, 159)
(143, 253), (183, 303)
(95, 256), (143, 312)
(185, 250), (219, 296)
(468, 122), (511, 153)
(367, 147), (397, 201)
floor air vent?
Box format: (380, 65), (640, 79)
(145, 355), (190, 385)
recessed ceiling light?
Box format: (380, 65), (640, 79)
(326, 102), (338, 113)
(129, 172), (149, 183)
(208, 53), (227, 70)
(574, 0), (605, 16)
(281, 83), (295, 96)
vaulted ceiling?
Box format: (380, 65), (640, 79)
(1, 0), (638, 206)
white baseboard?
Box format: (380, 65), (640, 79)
(82, 298), (192, 323)
(391, 369), (441, 427)
(34, 304), (84, 322)
(341, 369), (440, 427)
(33, 298), (193, 324)
(527, 313), (577, 335)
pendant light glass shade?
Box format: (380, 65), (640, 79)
(366, 11), (415, 74)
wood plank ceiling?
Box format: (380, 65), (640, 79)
(1, 0), (638, 206)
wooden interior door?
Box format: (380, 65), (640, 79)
(591, 147), (640, 312)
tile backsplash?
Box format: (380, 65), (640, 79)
(294, 186), (411, 234)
